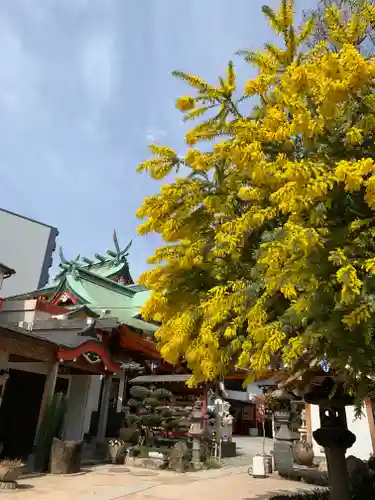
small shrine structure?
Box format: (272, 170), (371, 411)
(0, 232), (169, 461)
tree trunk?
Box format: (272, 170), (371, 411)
(50, 438), (83, 474)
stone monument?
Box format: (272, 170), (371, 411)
(273, 389), (299, 476)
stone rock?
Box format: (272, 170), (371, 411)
(297, 466), (328, 486)
(125, 456), (137, 466)
(149, 451), (164, 459)
(141, 458), (165, 470)
(168, 441), (189, 473)
(318, 460), (328, 472)
(126, 456), (165, 470)
(346, 455), (370, 483)
(118, 427), (139, 445)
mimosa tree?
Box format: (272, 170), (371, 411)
(136, 0), (375, 400)
(304, 0), (375, 54)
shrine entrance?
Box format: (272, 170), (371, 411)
(0, 369), (71, 460)
(0, 369), (45, 460)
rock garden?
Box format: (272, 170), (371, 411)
(113, 385), (219, 472)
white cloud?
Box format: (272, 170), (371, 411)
(81, 34), (117, 110)
(146, 127), (166, 144)
(0, 17), (41, 115)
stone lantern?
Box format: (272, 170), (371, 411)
(304, 377), (355, 500)
(188, 401), (205, 470)
(272, 389), (299, 475)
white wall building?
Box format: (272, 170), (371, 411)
(223, 377), (375, 460)
(310, 402), (375, 460)
(0, 208), (58, 297)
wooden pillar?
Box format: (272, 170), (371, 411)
(97, 374), (112, 440)
(116, 371), (126, 413)
(0, 349), (9, 410)
(305, 403), (312, 444)
(36, 360), (59, 433)
(0, 349), (9, 369)
(365, 398), (375, 453)
(215, 397), (222, 459)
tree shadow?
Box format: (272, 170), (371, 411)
(22, 469), (92, 480)
(21, 472), (47, 479)
(16, 484), (35, 490)
(60, 470), (92, 476)
(242, 486), (329, 500)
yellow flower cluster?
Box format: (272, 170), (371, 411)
(136, 0), (375, 389)
(175, 96), (195, 112)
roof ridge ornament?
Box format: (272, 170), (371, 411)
(55, 247), (83, 280)
(54, 230), (132, 280)
(109, 229), (132, 265)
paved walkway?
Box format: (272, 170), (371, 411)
(222, 436), (274, 468)
(0, 437), (322, 500)
(2, 464), (319, 500)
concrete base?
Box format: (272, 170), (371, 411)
(191, 461), (204, 471)
(94, 441), (110, 461)
(221, 441), (236, 458)
(0, 481), (17, 489)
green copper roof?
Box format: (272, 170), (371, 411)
(6, 230), (133, 300)
(54, 230), (133, 282)
(51, 259), (126, 284)
(7, 285), (56, 301)
(126, 285), (151, 308)
(61, 270), (156, 334)
(5, 231), (156, 335)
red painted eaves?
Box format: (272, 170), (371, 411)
(36, 298), (71, 317)
(56, 341), (121, 373)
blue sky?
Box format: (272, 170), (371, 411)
(0, 0), (316, 280)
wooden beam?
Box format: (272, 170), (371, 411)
(61, 356), (111, 375)
(118, 325), (159, 358)
(36, 299), (70, 316)
(0, 349), (8, 368)
(36, 360), (59, 434)
(0, 335), (54, 362)
(7, 362), (49, 375)
(97, 375), (112, 440)
(365, 398), (375, 453)
(305, 403), (313, 444)
(116, 371), (126, 413)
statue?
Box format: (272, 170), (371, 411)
(221, 401), (234, 442)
